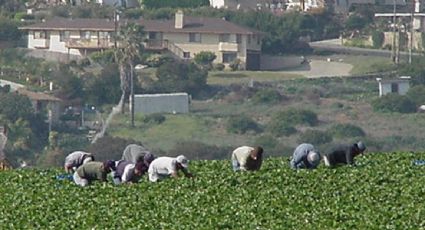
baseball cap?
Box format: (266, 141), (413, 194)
(176, 155), (189, 168)
(356, 141), (366, 152)
(307, 151), (320, 166)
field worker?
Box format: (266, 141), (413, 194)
(112, 160), (148, 185)
(323, 141), (366, 167)
(122, 144), (155, 165)
(64, 151), (94, 173)
(290, 143), (320, 169)
(231, 146), (263, 171)
(73, 160), (116, 187)
(148, 155), (193, 182)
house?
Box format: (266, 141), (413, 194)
(16, 88), (62, 124)
(134, 93), (190, 115)
(376, 77), (410, 97)
(20, 11), (264, 70)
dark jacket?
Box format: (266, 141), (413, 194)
(325, 144), (359, 166)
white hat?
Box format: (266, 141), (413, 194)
(307, 151), (320, 166)
(83, 156), (93, 165)
(176, 155), (189, 168)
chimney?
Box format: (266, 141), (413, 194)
(175, 10), (184, 29)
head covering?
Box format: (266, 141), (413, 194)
(83, 156), (93, 165)
(143, 152), (155, 165)
(176, 155), (189, 168)
(307, 151), (320, 166)
(104, 160), (116, 171)
(356, 141), (366, 152)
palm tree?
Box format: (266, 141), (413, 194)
(114, 22), (145, 120)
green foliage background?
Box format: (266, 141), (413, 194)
(1, 152), (425, 228)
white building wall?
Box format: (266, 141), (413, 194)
(398, 82), (410, 95)
(134, 93), (189, 115)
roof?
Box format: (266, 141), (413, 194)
(19, 16), (263, 35)
(377, 79), (410, 84)
(19, 18), (117, 31)
(138, 16), (262, 35)
(17, 88), (62, 102)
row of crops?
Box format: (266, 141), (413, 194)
(1, 152), (425, 229)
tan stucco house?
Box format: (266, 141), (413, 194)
(19, 11), (264, 70)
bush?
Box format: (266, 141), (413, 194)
(213, 63), (225, 71)
(271, 108), (318, 127)
(168, 141), (232, 160)
(298, 130), (332, 145)
(143, 113), (166, 125)
(251, 89), (281, 104)
(327, 123), (366, 139)
(194, 51), (216, 70)
(267, 120), (297, 137)
(372, 94), (416, 113)
(226, 115), (260, 134)
(406, 85), (425, 107)
(89, 49), (115, 65)
(86, 136), (143, 162)
(229, 59), (241, 71)
(372, 31), (384, 48)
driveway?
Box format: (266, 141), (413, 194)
(282, 58), (353, 78)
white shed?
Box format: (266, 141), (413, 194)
(376, 77), (410, 97)
(134, 93), (190, 115)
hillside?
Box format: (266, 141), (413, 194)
(1, 152), (424, 228)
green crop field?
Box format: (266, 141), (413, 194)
(1, 152), (425, 229)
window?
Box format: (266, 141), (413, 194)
(391, 83), (399, 93)
(34, 31), (47, 39)
(99, 31), (109, 39)
(236, 34), (242, 44)
(183, 52), (190, 58)
(257, 34), (260, 45)
(80, 31), (91, 40)
(222, 52), (237, 63)
(189, 33), (201, 43)
(247, 35), (251, 44)
(59, 31), (70, 42)
(219, 34), (231, 42)
(149, 32), (158, 39)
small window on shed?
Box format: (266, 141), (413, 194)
(391, 83), (399, 93)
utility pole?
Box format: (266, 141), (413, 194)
(409, 0), (415, 64)
(114, 10), (118, 48)
(130, 63), (135, 127)
(392, 0), (397, 63)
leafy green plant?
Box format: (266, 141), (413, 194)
(327, 123), (366, 138)
(267, 120), (297, 137)
(143, 113), (166, 125)
(251, 89), (282, 104)
(271, 108), (318, 127)
(371, 31), (384, 48)
(298, 129), (332, 145)
(371, 94), (416, 113)
(194, 51), (216, 70)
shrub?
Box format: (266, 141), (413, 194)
(372, 31), (384, 48)
(406, 85), (425, 107)
(194, 51), (216, 70)
(229, 59), (241, 71)
(86, 136), (143, 162)
(143, 113), (166, 125)
(168, 141), (232, 160)
(327, 123), (366, 139)
(213, 63), (225, 71)
(226, 115), (260, 134)
(89, 49), (115, 65)
(267, 120), (297, 137)
(254, 134), (278, 150)
(251, 89), (281, 104)
(298, 130), (332, 145)
(371, 94), (416, 113)
(271, 108), (318, 127)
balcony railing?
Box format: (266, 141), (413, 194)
(218, 42), (239, 52)
(144, 39), (167, 50)
(65, 39), (113, 49)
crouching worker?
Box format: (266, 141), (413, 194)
(290, 143), (320, 169)
(64, 151), (94, 173)
(323, 141), (366, 167)
(231, 146), (263, 172)
(148, 155), (193, 182)
(112, 160), (148, 185)
(73, 160), (116, 187)
(122, 144), (155, 165)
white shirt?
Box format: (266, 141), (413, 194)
(64, 151), (90, 168)
(231, 146), (254, 170)
(148, 157), (177, 176)
(121, 164), (136, 183)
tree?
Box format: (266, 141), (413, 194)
(115, 22), (145, 114)
(154, 60), (208, 97)
(0, 93), (33, 122)
(84, 64), (121, 105)
(0, 17), (21, 42)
